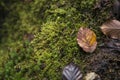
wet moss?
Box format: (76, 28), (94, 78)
(0, 0), (114, 79)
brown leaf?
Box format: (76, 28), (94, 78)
(85, 72), (101, 80)
(77, 27), (97, 53)
(101, 20), (120, 39)
(23, 33), (34, 41)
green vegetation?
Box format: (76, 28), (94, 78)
(0, 0), (111, 79)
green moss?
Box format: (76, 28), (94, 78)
(0, 0), (112, 79)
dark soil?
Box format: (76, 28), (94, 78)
(84, 39), (120, 80)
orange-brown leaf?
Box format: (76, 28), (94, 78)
(101, 20), (120, 39)
(77, 27), (97, 53)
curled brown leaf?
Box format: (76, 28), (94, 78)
(77, 27), (97, 53)
(101, 20), (120, 39)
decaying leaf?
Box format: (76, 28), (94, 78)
(23, 33), (34, 41)
(101, 20), (120, 39)
(77, 27), (97, 53)
(62, 63), (82, 80)
(99, 39), (120, 52)
(85, 72), (101, 80)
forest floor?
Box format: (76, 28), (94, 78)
(0, 0), (120, 80)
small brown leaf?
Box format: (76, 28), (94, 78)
(23, 33), (34, 41)
(85, 72), (101, 80)
(101, 20), (120, 39)
(77, 27), (97, 53)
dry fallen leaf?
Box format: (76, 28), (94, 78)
(77, 27), (97, 53)
(99, 39), (120, 52)
(85, 72), (101, 80)
(23, 33), (34, 42)
(62, 63), (82, 80)
(101, 20), (120, 39)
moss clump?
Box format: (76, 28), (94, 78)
(0, 0), (112, 80)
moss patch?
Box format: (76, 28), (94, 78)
(0, 0), (113, 79)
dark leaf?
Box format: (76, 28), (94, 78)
(94, 0), (110, 9)
(99, 39), (120, 52)
(62, 63), (82, 80)
(112, 0), (120, 20)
